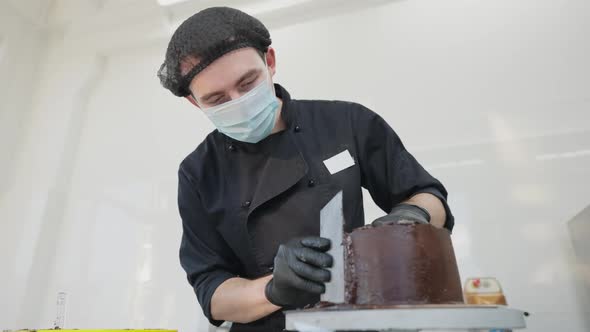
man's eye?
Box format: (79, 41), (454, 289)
(242, 80), (256, 88)
(208, 97), (223, 105)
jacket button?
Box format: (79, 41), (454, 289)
(308, 179), (315, 187)
(228, 144), (236, 151)
(242, 201), (251, 208)
(294, 125), (301, 133)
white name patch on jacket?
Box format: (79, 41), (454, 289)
(323, 149), (355, 175)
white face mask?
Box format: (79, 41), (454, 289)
(202, 74), (279, 144)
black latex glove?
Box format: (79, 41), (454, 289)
(371, 203), (431, 226)
(265, 236), (333, 308)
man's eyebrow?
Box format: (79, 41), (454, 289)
(236, 68), (260, 85)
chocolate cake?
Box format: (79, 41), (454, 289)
(342, 223), (464, 305)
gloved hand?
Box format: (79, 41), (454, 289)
(265, 236), (332, 308)
(371, 203), (431, 226)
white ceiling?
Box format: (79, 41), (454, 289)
(1, 0), (398, 57)
(3, 0), (55, 28)
(4, 0), (399, 39)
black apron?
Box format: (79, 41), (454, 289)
(223, 130), (346, 272)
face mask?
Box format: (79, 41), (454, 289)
(202, 74), (279, 144)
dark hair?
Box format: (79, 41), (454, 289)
(158, 7), (272, 97)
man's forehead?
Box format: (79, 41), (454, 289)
(189, 48), (264, 93)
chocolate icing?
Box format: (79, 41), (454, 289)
(340, 223), (464, 305)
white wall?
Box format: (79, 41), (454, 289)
(0, 1), (47, 326)
(568, 205), (590, 330)
(0, 3), (45, 196)
(1, 0), (589, 331)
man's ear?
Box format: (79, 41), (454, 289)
(265, 47), (277, 76)
(185, 95), (200, 108)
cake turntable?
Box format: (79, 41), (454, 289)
(284, 304), (528, 331)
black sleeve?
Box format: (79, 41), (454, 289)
(351, 105), (455, 231)
(178, 166), (239, 326)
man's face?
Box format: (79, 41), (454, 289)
(185, 47), (277, 109)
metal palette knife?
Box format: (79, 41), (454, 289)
(320, 190), (345, 303)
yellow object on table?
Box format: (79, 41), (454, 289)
(14, 329), (178, 332)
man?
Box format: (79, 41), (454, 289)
(158, 7), (454, 332)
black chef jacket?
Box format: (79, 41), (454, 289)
(177, 84), (454, 332)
